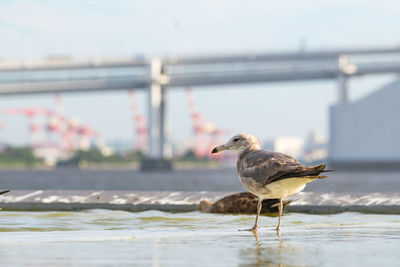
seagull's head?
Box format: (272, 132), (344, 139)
(211, 133), (261, 155)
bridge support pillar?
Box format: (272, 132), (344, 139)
(337, 54), (357, 104)
(337, 73), (348, 104)
(140, 58), (172, 171)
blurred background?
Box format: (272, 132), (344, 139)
(1, 0), (400, 192)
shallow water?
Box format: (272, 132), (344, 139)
(0, 210), (399, 266)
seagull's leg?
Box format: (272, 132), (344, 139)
(239, 198), (262, 231)
(276, 199), (283, 231)
(253, 198), (262, 230)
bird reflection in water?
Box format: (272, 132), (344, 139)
(251, 229), (282, 247)
(239, 230), (286, 267)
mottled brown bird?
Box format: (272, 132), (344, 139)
(198, 192), (291, 215)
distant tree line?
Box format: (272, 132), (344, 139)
(0, 147), (40, 166)
(177, 149), (211, 162)
(0, 146), (213, 167)
(57, 149), (145, 166)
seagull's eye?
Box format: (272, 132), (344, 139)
(233, 138), (240, 142)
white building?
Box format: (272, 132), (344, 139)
(263, 137), (304, 159)
(303, 132), (328, 163)
(329, 79), (400, 168)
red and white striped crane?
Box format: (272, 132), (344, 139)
(2, 107), (50, 148)
(185, 87), (228, 159)
(129, 90), (148, 152)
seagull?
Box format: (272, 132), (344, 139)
(211, 133), (332, 231)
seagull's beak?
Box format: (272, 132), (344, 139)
(211, 144), (227, 154)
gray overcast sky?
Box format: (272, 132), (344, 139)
(0, 0), (399, 146)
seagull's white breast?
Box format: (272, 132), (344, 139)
(239, 176), (317, 199)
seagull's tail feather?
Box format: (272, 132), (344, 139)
(0, 190), (10, 195)
(294, 163), (333, 178)
(308, 163), (335, 173)
(270, 163), (333, 182)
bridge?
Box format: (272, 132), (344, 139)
(1, 47), (400, 169)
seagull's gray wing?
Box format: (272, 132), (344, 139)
(238, 150), (306, 185)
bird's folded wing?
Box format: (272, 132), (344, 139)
(239, 150), (306, 185)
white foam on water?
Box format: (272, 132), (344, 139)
(2, 190), (44, 202)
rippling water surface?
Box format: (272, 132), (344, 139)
(0, 210), (399, 266)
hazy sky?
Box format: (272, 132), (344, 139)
(0, 0), (399, 146)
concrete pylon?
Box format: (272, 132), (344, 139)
(337, 54), (357, 104)
(140, 58), (172, 171)
(337, 73), (348, 104)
